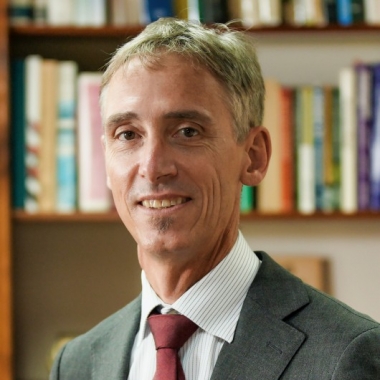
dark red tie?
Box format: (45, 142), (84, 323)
(148, 314), (198, 380)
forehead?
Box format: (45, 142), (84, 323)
(103, 54), (232, 117)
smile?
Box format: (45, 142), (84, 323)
(141, 197), (189, 209)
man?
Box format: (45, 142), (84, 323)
(50, 18), (380, 379)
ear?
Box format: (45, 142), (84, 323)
(240, 126), (271, 186)
(101, 135), (112, 190)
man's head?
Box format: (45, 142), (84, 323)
(101, 18), (265, 142)
(101, 18), (270, 289)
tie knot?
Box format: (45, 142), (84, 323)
(148, 314), (198, 350)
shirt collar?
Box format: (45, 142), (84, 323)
(137, 231), (260, 345)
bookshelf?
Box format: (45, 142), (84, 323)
(2, 7), (380, 380)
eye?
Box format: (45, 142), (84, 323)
(119, 130), (136, 140)
(178, 127), (199, 138)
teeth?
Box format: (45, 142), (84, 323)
(141, 198), (187, 209)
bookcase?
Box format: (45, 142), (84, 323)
(1, 2), (380, 379)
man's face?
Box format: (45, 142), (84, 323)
(102, 54), (251, 268)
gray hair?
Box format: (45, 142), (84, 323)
(100, 18), (265, 142)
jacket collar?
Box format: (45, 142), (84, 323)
(91, 295), (141, 380)
(211, 251), (310, 380)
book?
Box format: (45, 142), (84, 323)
(370, 64), (380, 210)
(364, 0), (380, 25)
(39, 59), (59, 213)
(257, 79), (284, 214)
(77, 73), (111, 213)
(356, 63), (372, 211)
(257, 0), (282, 26)
(237, 0), (261, 27)
(143, 0), (174, 23)
(337, 0), (352, 25)
(200, 0), (229, 23)
(125, 0), (144, 25)
(174, 0), (188, 19)
(296, 86), (315, 214)
(75, 0), (106, 26)
(324, 0), (338, 23)
(313, 86), (325, 211)
(109, 0), (128, 26)
(322, 86), (338, 212)
(10, 59), (26, 210)
(46, 0), (74, 25)
(33, 0), (47, 24)
(281, 87), (294, 212)
(351, 0), (365, 23)
(240, 185), (254, 214)
(9, 0), (33, 25)
(56, 61), (78, 213)
(331, 88), (341, 210)
(24, 55), (43, 213)
(339, 66), (358, 213)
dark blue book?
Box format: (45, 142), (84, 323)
(144, 0), (174, 23)
(10, 58), (26, 209)
(370, 64), (380, 210)
(324, 0), (338, 24)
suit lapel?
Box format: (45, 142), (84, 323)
(211, 252), (309, 380)
(92, 296), (141, 380)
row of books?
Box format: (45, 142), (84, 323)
(10, 56), (112, 213)
(241, 63), (380, 215)
(9, 0), (380, 28)
(10, 56), (380, 215)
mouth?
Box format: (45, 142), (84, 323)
(140, 197), (190, 210)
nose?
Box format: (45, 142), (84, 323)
(138, 137), (177, 183)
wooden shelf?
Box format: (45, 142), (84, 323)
(9, 23), (380, 38)
(12, 210), (380, 222)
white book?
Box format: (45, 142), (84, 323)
(25, 55), (43, 213)
(258, 0), (281, 26)
(297, 86), (316, 214)
(75, 0), (106, 26)
(339, 67), (358, 214)
(126, 0), (144, 25)
(56, 61), (78, 213)
(77, 73), (111, 213)
(364, 0), (380, 25)
(240, 0), (261, 27)
(47, 0), (74, 25)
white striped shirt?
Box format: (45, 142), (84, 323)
(127, 231), (260, 380)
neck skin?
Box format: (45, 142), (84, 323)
(139, 224), (239, 305)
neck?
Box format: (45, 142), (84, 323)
(139, 230), (238, 304)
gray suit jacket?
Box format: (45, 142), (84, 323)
(50, 251), (380, 379)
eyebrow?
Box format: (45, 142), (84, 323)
(105, 112), (139, 130)
(105, 109), (213, 130)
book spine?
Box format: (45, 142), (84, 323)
(331, 88), (341, 210)
(46, 0), (73, 25)
(10, 59), (26, 210)
(297, 86), (315, 214)
(364, 0), (380, 25)
(39, 59), (58, 212)
(337, 0), (353, 26)
(9, 0), (33, 25)
(370, 64), (380, 210)
(33, 0), (47, 24)
(25, 55), (42, 213)
(339, 67), (358, 213)
(324, 0), (338, 23)
(56, 61), (78, 213)
(351, 0), (365, 23)
(240, 185), (254, 214)
(356, 63), (372, 210)
(144, 0), (174, 23)
(77, 73), (111, 212)
(240, 0), (261, 27)
(313, 86), (325, 211)
(258, 0), (282, 26)
(281, 87), (294, 212)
